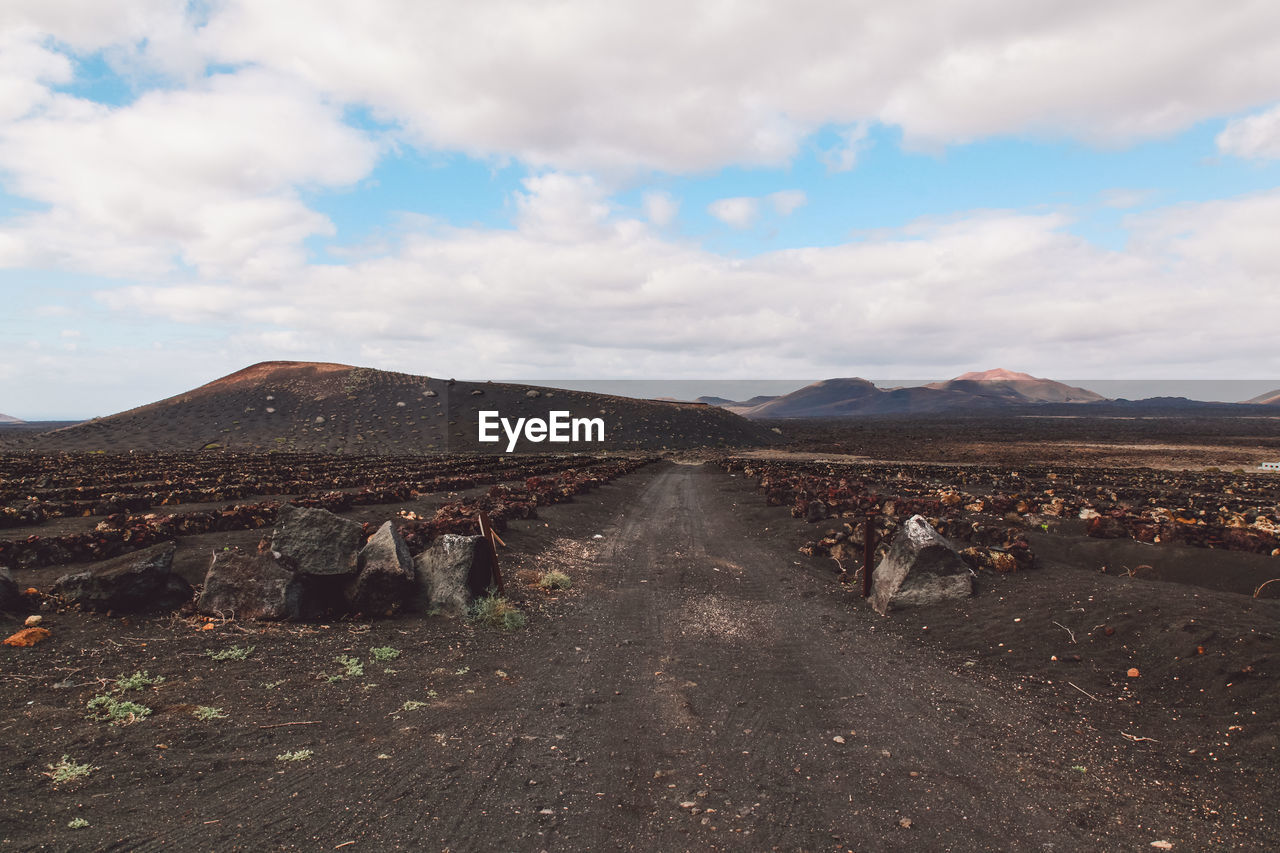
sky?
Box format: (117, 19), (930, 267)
(4, 1), (1280, 419)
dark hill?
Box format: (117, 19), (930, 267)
(742, 377), (1001, 417)
(22, 362), (778, 453)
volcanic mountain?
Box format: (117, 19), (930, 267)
(0, 413), (23, 424)
(924, 369), (1104, 404)
(24, 362), (777, 453)
(736, 370), (1104, 418)
(1243, 389), (1280, 405)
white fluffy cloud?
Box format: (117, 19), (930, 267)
(188, 0), (1280, 172)
(0, 30), (72, 122)
(708, 197), (759, 229)
(1217, 103), (1280, 159)
(0, 70), (378, 278)
(94, 182), (1280, 382)
(642, 191), (679, 227)
(2, 2), (1279, 180)
(768, 190), (807, 216)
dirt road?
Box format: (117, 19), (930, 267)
(4, 462), (1261, 851)
(408, 463), (1219, 851)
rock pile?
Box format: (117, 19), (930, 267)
(197, 506), (498, 620)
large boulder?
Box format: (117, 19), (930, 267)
(270, 504), (362, 576)
(346, 521), (415, 616)
(52, 542), (192, 613)
(414, 534), (497, 615)
(197, 549), (306, 621)
(870, 515), (973, 615)
(0, 566), (23, 613)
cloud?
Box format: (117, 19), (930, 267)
(768, 190), (807, 216)
(821, 123), (871, 172)
(0, 29), (72, 122)
(90, 189), (1280, 384)
(1217, 103), (1280, 159)
(642, 191), (679, 226)
(708, 197), (759, 229)
(514, 172), (612, 242)
(186, 1), (1280, 173)
(0, 69), (379, 278)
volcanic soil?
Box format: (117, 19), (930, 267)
(3, 461), (1277, 851)
(769, 415), (1280, 470)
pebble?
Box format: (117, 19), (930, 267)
(832, 735), (845, 744)
(24, 615), (42, 627)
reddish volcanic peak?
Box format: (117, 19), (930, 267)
(202, 361), (356, 391)
(1244, 389), (1280, 405)
(952, 368), (1039, 382)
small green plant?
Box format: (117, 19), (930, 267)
(468, 592), (527, 631)
(86, 695), (151, 725)
(207, 645), (254, 661)
(114, 671), (164, 691)
(193, 706), (228, 721)
(1071, 765), (1087, 774)
(327, 655), (364, 682)
(276, 749), (313, 762)
(454, 667), (470, 676)
(401, 700), (428, 712)
(262, 679), (285, 690)
(67, 817), (90, 829)
(44, 755), (97, 786)
(370, 646), (401, 663)
(426, 689), (439, 699)
(539, 570), (572, 590)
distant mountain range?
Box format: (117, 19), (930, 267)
(699, 369), (1280, 419)
(0, 413), (24, 425)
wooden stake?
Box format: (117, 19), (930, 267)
(477, 511), (506, 594)
(862, 513), (876, 599)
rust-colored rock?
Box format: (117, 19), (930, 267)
(3, 626), (51, 647)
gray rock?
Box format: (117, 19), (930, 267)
(52, 542), (192, 613)
(197, 549), (305, 621)
(870, 515), (973, 615)
(346, 521), (415, 616)
(271, 504), (361, 576)
(0, 566), (24, 613)
(413, 534), (497, 615)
